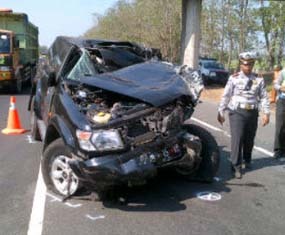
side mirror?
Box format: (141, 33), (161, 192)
(47, 71), (56, 87)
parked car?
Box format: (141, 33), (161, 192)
(199, 58), (229, 86)
(29, 36), (220, 200)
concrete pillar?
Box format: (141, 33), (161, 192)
(181, 0), (202, 69)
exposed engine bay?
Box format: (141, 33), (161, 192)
(71, 88), (186, 153)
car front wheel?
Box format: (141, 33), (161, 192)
(41, 138), (81, 196)
(180, 124), (220, 182)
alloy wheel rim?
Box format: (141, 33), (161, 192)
(50, 155), (79, 195)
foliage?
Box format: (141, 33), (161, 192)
(85, 0), (181, 62)
(254, 0), (285, 69)
(84, 0), (285, 71)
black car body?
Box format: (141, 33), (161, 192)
(30, 36), (220, 199)
(199, 58), (229, 86)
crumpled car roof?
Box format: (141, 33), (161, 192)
(49, 36), (144, 69)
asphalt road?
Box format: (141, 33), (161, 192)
(0, 91), (284, 235)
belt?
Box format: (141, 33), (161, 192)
(238, 103), (257, 110)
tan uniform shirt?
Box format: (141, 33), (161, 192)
(218, 71), (270, 116)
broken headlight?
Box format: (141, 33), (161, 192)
(91, 130), (124, 151)
(76, 130), (95, 151)
(76, 129), (124, 151)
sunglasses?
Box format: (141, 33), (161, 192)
(241, 62), (255, 66)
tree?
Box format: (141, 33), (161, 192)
(256, 0), (285, 69)
(83, 0), (285, 70)
(85, 0), (182, 62)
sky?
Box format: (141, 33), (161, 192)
(1, 0), (118, 47)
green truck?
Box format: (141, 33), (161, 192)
(0, 8), (38, 93)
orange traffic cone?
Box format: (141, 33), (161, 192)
(2, 96), (27, 135)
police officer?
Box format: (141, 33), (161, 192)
(273, 68), (285, 158)
(217, 52), (270, 178)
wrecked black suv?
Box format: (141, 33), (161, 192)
(29, 36), (220, 200)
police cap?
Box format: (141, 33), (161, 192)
(239, 52), (258, 65)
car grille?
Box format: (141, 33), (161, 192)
(215, 71), (229, 80)
(125, 104), (184, 147)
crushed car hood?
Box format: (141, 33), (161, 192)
(81, 61), (191, 106)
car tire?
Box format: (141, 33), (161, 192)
(41, 138), (81, 197)
(182, 124), (220, 182)
(30, 97), (41, 141)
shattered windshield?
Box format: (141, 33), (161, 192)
(0, 33), (11, 53)
(67, 49), (97, 81)
(98, 47), (145, 69)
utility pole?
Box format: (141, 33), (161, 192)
(181, 0), (202, 69)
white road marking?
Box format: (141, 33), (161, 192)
(27, 166), (46, 235)
(196, 192), (222, 201)
(253, 146), (274, 157)
(26, 135), (37, 144)
(191, 117), (274, 157)
(46, 192), (82, 208)
(191, 117), (223, 132)
(86, 214), (105, 221)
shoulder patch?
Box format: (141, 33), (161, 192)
(231, 72), (240, 78)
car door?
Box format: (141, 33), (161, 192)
(41, 46), (82, 124)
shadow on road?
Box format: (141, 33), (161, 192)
(217, 145), (285, 189)
(102, 166), (231, 212)
(68, 145), (285, 211)
(97, 146), (236, 211)
(250, 156), (285, 171)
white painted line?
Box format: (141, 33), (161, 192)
(86, 214), (105, 221)
(253, 146), (274, 157)
(46, 192), (65, 202)
(27, 165), (46, 235)
(196, 192), (222, 201)
(26, 135), (37, 144)
(191, 117), (274, 157)
(46, 192), (82, 208)
(191, 117), (223, 132)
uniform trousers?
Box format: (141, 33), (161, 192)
(229, 108), (258, 167)
(274, 98), (285, 152)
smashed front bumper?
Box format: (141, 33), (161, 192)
(69, 131), (201, 189)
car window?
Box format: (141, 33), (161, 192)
(203, 61), (224, 69)
(67, 49), (97, 81)
(99, 47), (145, 69)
